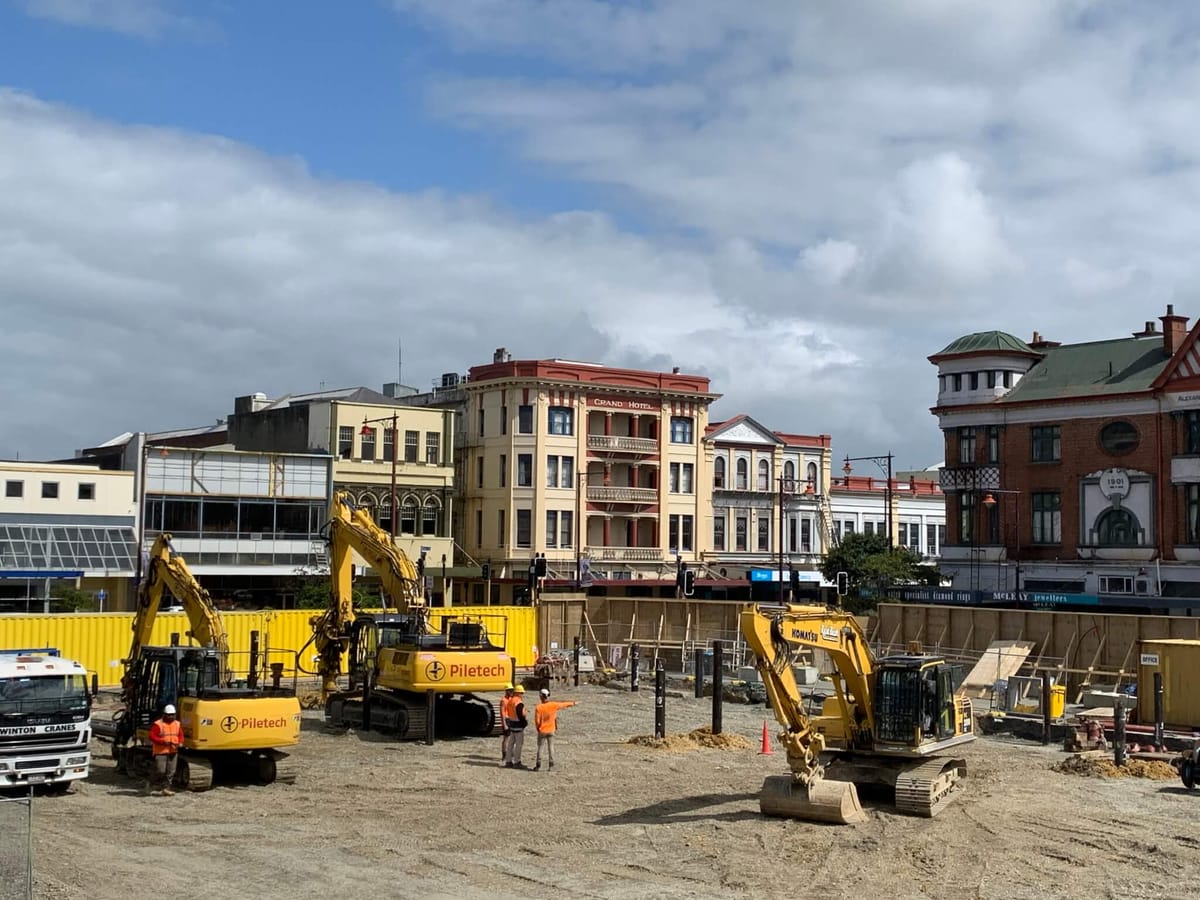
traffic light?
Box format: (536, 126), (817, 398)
(683, 569), (695, 597)
(836, 571), (849, 596)
(534, 554), (548, 578)
(789, 568), (800, 593)
(481, 562), (490, 580)
(417, 553), (426, 577)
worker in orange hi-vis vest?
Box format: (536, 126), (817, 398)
(533, 688), (577, 771)
(499, 684), (517, 762)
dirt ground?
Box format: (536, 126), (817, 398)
(26, 685), (1200, 900)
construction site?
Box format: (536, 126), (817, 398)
(2, 590), (1199, 900)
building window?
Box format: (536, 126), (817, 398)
(1099, 421), (1139, 456)
(499, 454), (507, 488)
(560, 456), (573, 488)
(669, 417), (694, 444)
(383, 428), (395, 462)
(958, 427), (976, 464)
(360, 427), (376, 461)
(757, 460), (770, 491)
(757, 516), (770, 551)
(517, 454), (533, 487)
(735, 459), (748, 490)
(843, 520), (855, 536)
(5, 480), (22, 498)
(959, 492), (974, 544)
(1031, 426), (1061, 462)
(1188, 485), (1200, 543)
(396, 499), (416, 535)
(1031, 492), (1061, 544)
(714, 457), (725, 489)
(987, 426), (1000, 463)
(986, 371), (996, 389)
(422, 502), (438, 536)
(518, 404), (533, 434)
(953, 373), (962, 391)
(501, 405), (508, 436)
(801, 519), (812, 553)
(864, 521), (875, 536)
(669, 463), (694, 494)
(668, 514), (694, 552)
(547, 456), (558, 488)
(987, 498), (999, 543)
(1003, 371), (1013, 389)
(478, 408), (485, 437)
(338, 426), (354, 459)
(548, 407), (574, 436)
(1098, 575), (1133, 594)
(400, 430), (417, 463)
(498, 509), (506, 547)
(546, 511), (559, 548)
(1186, 412), (1200, 454)
(559, 511), (574, 549)
(969, 372), (979, 390)
(735, 516), (748, 552)
(806, 462), (818, 491)
(41, 482), (59, 499)
(1096, 508), (1140, 546)
(833, 521), (843, 541)
(425, 432), (440, 464)
(476, 456), (484, 489)
(784, 460), (796, 484)
(475, 509), (483, 546)
(78, 483), (95, 501)
(926, 523), (939, 556)
(516, 509), (532, 548)
(714, 516), (726, 551)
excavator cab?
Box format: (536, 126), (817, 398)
(873, 657), (967, 747)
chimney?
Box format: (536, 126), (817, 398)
(671, 366), (680, 374)
(1133, 320), (1158, 337)
(493, 347), (510, 364)
(1160, 303), (1188, 355)
(1029, 331), (1061, 350)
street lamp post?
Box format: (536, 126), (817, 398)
(982, 490), (1021, 594)
(576, 471), (586, 590)
(778, 474), (796, 600)
(843, 453), (894, 548)
(361, 411), (400, 538)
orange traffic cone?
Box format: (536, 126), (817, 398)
(759, 720), (773, 755)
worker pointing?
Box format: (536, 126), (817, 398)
(533, 688), (577, 771)
(148, 703), (185, 796)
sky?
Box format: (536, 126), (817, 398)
(3, 1), (1200, 469)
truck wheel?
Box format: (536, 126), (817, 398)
(1182, 758), (1196, 790)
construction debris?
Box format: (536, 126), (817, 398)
(1052, 754), (1178, 780)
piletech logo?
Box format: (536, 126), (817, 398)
(220, 716), (239, 733)
(425, 660), (446, 682)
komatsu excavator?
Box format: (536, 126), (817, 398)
(741, 603), (975, 824)
(113, 534), (301, 790)
(300, 491), (511, 740)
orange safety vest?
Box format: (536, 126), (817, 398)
(149, 718), (184, 755)
(534, 701), (576, 735)
(500, 694), (516, 723)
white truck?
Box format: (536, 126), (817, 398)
(0, 649), (91, 792)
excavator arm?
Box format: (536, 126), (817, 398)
(309, 491), (424, 694)
(740, 604), (877, 787)
(124, 534), (232, 702)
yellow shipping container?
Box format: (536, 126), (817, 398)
(0, 606), (539, 688)
(1136, 639), (1200, 730)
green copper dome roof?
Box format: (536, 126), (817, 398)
(933, 331), (1035, 357)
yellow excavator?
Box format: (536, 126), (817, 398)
(741, 603), (975, 824)
(113, 534), (301, 790)
(298, 491), (511, 739)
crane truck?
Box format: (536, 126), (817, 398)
(0, 649), (91, 792)
(301, 491), (511, 739)
(741, 603), (975, 824)
(112, 534), (301, 790)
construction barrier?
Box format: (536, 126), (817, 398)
(0, 605), (539, 688)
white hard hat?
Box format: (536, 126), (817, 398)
(163, 704), (177, 715)
(539, 688), (550, 697)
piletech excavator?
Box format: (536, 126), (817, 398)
(113, 534), (301, 790)
(300, 491), (511, 740)
(741, 603), (975, 824)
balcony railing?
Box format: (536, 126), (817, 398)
(587, 485), (659, 504)
(591, 546), (664, 562)
(587, 434), (658, 454)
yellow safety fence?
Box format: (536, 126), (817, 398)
(0, 606), (539, 688)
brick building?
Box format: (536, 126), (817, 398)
(929, 304), (1200, 613)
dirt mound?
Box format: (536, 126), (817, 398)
(626, 726), (753, 752)
(1053, 754), (1179, 780)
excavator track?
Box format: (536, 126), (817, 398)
(893, 757), (967, 818)
(176, 754), (214, 792)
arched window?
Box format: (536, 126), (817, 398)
(400, 496), (419, 535)
(1096, 508), (1140, 546)
(807, 462), (819, 491)
(714, 457), (726, 489)
(757, 459), (770, 491)
(422, 498), (440, 536)
(735, 458), (748, 491)
(783, 460), (796, 484)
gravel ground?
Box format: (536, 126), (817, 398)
(21, 684), (1200, 900)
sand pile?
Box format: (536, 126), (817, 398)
(626, 726), (754, 751)
(1053, 754), (1179, 780)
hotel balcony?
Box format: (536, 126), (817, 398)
(587, 485), (659, 504)
(591, 546), (664, 562)
(587, 434), (659, 455)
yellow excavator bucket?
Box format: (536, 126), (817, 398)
(758, 774), (868, 825)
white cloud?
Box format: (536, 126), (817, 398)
(20, 0), (188, 38)
(801, 240), (860, 287)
